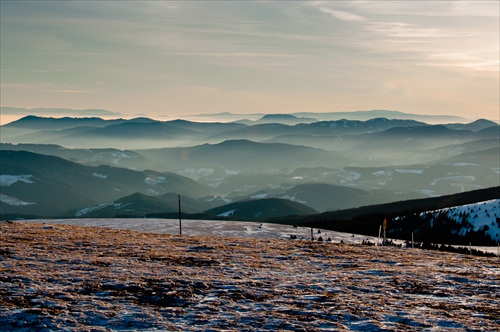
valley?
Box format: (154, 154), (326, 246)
(1, 111), (499, 245)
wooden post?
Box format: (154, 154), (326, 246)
(178, 194), (182, 236)
(383, 218), (387, 245)
(378, 225), (381, 246)
(411, 232), (414, 249)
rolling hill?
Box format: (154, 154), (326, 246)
(236, 183), (402, 212)
(72, 192), (225, 218)
(274, 187), (500, 246)
(0, 150), (214, 218)
(136, 139), (341, 172)
(203, 198), (318, 220)
(1, 115), (498, 220)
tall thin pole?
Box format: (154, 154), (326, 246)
(178, 194), (182, 236)
(378, 225), (381, 246)
(383, 218), (387, 245)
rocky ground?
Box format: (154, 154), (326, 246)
(1, 221), (499, 331)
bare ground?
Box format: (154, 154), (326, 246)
(1, 221), (499, 331)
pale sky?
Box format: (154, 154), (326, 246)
(1, 1), (499, 122)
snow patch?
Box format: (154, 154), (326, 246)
(430, 176), (475, 186)
(113, 203), (131, 210)
(373, 170), (392, 176)
(279, 195), (307, 205)
(395, 169), (424, 174)
(290, 176), (304, 181)
(75, 202), (114, 217)
(453, 163), (479, 167)
(0, 175), (34, 186)
(111, 151), (132, 164)
(145, 176), (166, 185)
(218, 209), (236, 217)
(418, 189), (436, 197)
(338, 171), (361, 183)
(0, 194), (35, 206)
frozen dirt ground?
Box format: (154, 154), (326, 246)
(1, 221), (499, 331)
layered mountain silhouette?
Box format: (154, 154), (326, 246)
(0, 150), (212, 218)
(1, 112), (498, 225)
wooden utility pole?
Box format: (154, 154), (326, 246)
(383, 218), (387, 245)
(178, 195), (182, 236)
(310, 218), (314, 241)
(378, 225), (381, 245)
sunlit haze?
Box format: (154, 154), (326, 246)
(1, 1), (499, 124)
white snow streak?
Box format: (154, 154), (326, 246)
(0, 194), (35, 206)
(0, 174), (34, 186)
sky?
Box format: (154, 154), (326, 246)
(1, 0), (499, 123)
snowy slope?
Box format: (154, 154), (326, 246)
(420, 199), (500, 242)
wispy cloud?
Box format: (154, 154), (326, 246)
(367, 21), (471, 39)
(0, 1), (498, 120)
(174, 52), (304, 58)
(348, 0), (498, 17)
(305, 1), (499, 73)
(317, 7), (365, 22)
(47, 89), (95, 94)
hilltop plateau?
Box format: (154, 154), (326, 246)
(1, 221), (498, 331)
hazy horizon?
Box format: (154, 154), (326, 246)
(1, 1), (499, 123)
(0, 107), (491, 127)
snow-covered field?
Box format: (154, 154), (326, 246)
(21, 218), (380, 242)
(1, 220), (499, 331)
(23, 217), (500, 254)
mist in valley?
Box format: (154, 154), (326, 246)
(1, 112), (498, 223)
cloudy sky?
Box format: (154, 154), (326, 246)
(1, 1), (499, 121)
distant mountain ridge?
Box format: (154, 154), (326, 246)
(2, 115), (496, 151)
(2, 115), (126, 130)
(1, 113), (498, 222)
(1, 107), (122, 117)
(189, 110), (471, 123)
